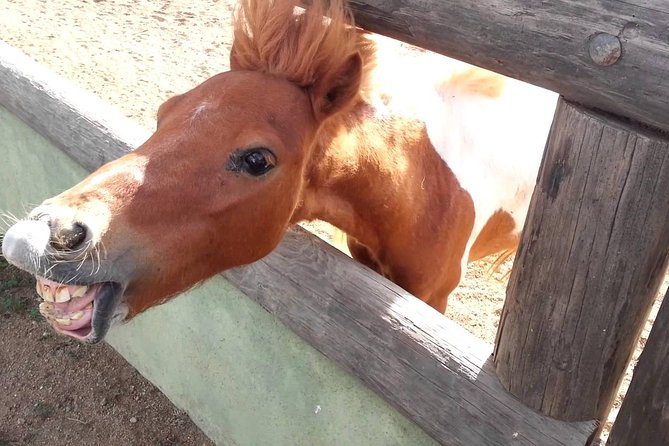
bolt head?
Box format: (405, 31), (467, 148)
(588, 33), (622, 66)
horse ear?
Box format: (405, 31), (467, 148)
(309, 52), (363, 122)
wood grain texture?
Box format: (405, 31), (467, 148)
(494, 98), (669, 428)
(0, 40), (149, 172)
(225, 228), (596, 445)
(606, 288), (669, 446)
(345, 0), (669, 133)
(0, 40), (596, 446)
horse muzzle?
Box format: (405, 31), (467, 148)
(2, 217), (129, 343)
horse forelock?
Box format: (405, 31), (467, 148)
(232, 0), (375, 91)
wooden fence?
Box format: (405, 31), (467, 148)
(348, 0), (669, 444)
(2, 0), (669, 444)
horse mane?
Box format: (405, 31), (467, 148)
(232, 0), (375, 90)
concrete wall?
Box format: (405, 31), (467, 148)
(0, 105), (435, 445)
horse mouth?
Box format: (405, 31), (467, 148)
(35, 277), (126, 343)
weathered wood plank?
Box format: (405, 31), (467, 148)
(0, 40), (596, 446)
(0, 40), (149, 172)
(606, 291), (669, 446)
(494, 98), (669, 431)
(345, 0), (669, 133)
(224, 229), (596, 445)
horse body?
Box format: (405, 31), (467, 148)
(2, 0), (557, 342)
(297, 38), (557, 310)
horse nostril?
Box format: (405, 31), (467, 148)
(51, 222), (88, 251)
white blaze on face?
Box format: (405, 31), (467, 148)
(84, 156), (147, 190)
(75, 155), (148, 242)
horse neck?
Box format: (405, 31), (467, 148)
(294, 100), (453, 252)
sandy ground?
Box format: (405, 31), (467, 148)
(0, 0), (664, 444)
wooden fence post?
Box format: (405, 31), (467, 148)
(606, 291), (669, 445)
(493, 98), (669, 431)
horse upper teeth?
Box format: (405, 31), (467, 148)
(35, 281), (88, 303)
(72, 286), (88, 298)
(39, 283), (55, 302)
(55, 287), (71, 303)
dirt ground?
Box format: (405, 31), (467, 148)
(0, 0), (665, 444)
(0, 257), (215, 446)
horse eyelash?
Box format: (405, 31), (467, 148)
(226, 153), (244, 172)
(226, 147), (276, 174)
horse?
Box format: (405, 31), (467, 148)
(1, 0), (557, 343)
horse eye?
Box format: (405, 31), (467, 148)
(239, 148), (276, 176)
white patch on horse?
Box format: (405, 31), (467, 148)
(366, 35), (558, 265)
(423, 77), (557, 256)
(86, 158), (147, 188)
(363, 37), (558, 271)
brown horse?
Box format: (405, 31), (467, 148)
(1, 0), (557, 343)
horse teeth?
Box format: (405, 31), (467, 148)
(70, 311), (84, 321)
(71, 286), (88, 298)
(55, 317), (71, 326)
(41, 284), (55, 303)
(40, 310), (55, 321)
(55, 287), (71, 303)
(38, 302), (53, 315)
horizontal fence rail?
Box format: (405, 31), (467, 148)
(0, 42), (146, 169)
(346, 0), (669, 133)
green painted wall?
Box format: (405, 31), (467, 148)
(0, 105), (436, 446)
(0, 108), (88, 213)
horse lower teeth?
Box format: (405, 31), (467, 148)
(38, 303), (53, 317)
(55, 317), (72, 326)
